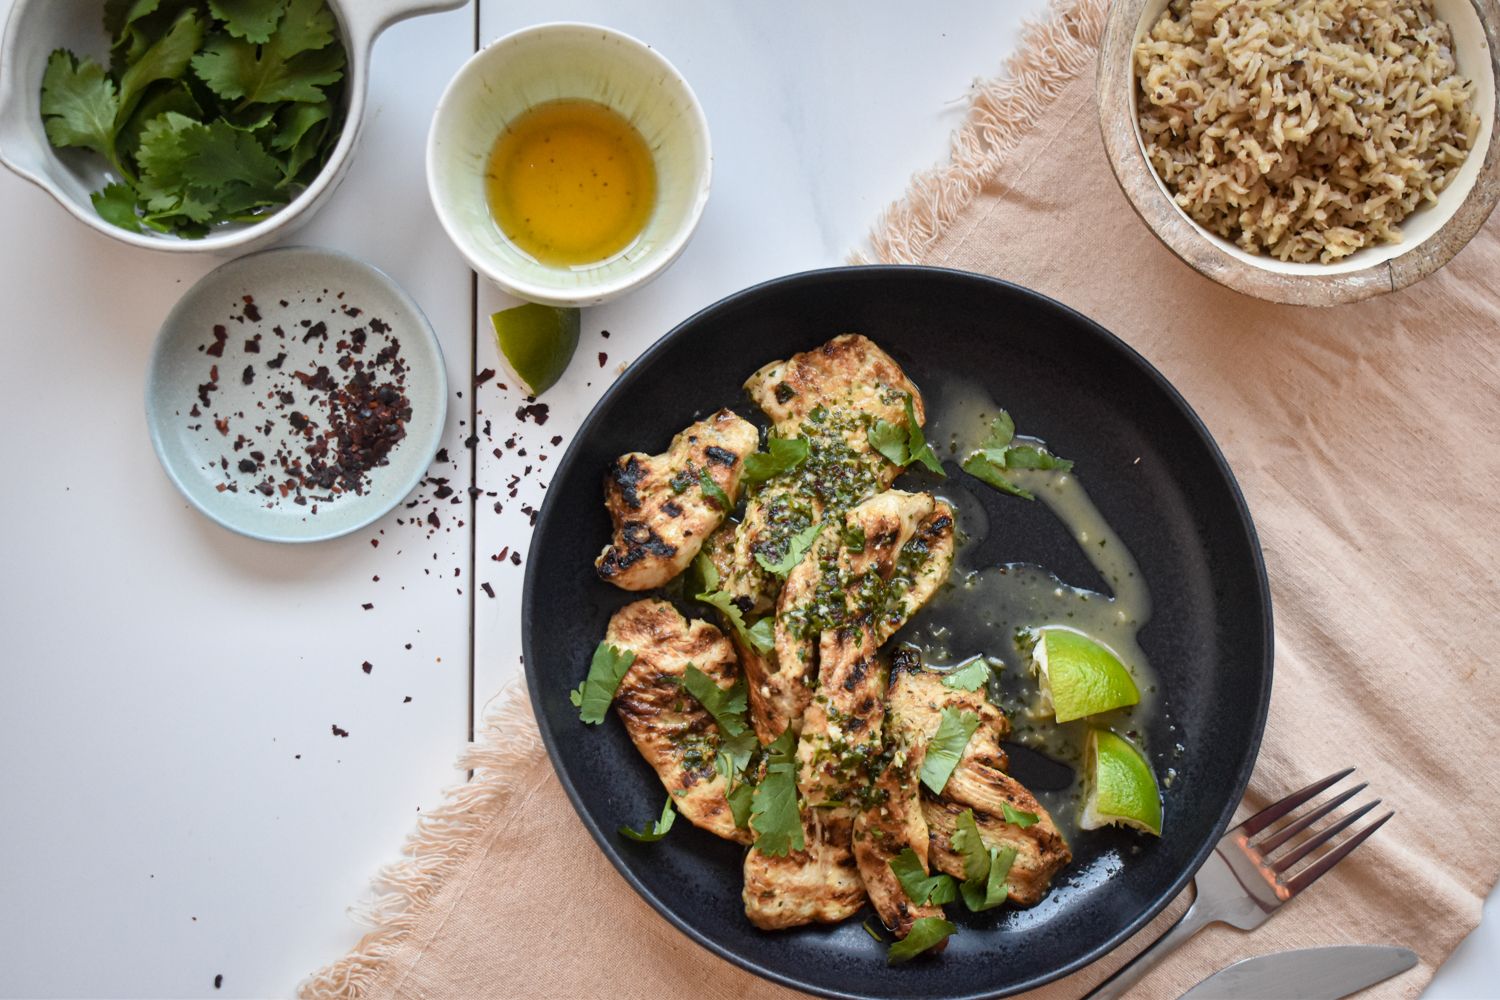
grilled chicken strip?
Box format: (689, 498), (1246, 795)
(608, 600), (752, 844)
(742, 492), (955, 929)
(852, 729), (945, 939)
(886, 653), (1071, 906)
(755, 492), (956, 743)
(596, 409), (757, 591)
(742, 628), (883, 930)
(716, 334), (927, 616)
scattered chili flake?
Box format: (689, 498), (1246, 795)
(510, 552), (522, 565)
(598, 352), (607, 367)
(361, 602), (373, 610)
(242, 295), (261, 322)
(403, 696), (412, 703)
(214, 975), (223, 990)
(480, 582), (495, 598)
(601, 329), (611, 339)
(426, 510), (440, 529)
(370, 538), (379, 548)
(475, 368), (496, 385)
(331, 724), (349, 738)
(515, 402), (549, 425)
(205, 325), (228, 357)
(241, 365), (254, 385)
(361, 661), (373, 674)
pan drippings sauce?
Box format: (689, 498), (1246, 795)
(898, 382), (1181, 839)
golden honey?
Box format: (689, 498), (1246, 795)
(484, 99), (657, 268)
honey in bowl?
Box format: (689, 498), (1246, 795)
(484, 99), (658, 268)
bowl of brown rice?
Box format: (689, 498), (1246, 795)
(1098, 0), (1500, 305)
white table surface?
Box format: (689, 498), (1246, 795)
(0, 1), (1493, 997)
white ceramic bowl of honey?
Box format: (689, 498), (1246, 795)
(426, 23), (712, 307)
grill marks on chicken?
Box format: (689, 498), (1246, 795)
(853, 734), (945, 939)
(608, 600), (752, 844)
(596, 409), (757, 591)
(714, 334), (926, 617)
(742, 491), (956, 930)
(887, 655), (1072, 906)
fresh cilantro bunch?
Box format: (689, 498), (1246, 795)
(40, 0), (346, 237)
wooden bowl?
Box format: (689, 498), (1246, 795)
(1098, 0), (1500, 306)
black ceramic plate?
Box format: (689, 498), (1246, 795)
(522, 266), (1272, 999)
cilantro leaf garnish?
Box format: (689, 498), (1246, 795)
(745, 615), (775, 654)
(867, 395), (943, 475)
(1002, 802), (1039, 828)
(886, 916), (956, 964)
(698, 469), (731, 511)
(888, 848), (958, 905)
(750, 727), (804, 856)
(961, 410), (1071, 501)
(942, 656), (991, 691)
(952, 807), (1019, 911)
(726, 781), (755, 829)
(754, 522), (820, 577)
(619, 797), (676, 843)
(742, 436), (809, 485)
(692, 555), (775, 654)
(919, 708), (979, 794)
(568, 642), (637, 725)
(681, 664), (750, 738)
(959, 844), (1018, 912)
(40, 0), (346, 236)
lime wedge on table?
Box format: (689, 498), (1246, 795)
(1029, 628), (1140, 723)
(1080, 729), (1162, 836)
(491, 304), (580, 397)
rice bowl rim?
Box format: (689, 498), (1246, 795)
(1097, 0), (1500, 306)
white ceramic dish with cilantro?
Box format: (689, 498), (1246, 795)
(0, 0), (465, 253)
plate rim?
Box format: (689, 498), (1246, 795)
(521, 264), (1274, 999)
(143, 244), (449, 544)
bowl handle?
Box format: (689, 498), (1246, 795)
(342, 0), (470, 53)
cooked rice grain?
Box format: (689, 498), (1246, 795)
(1135, 0), (1479, 262)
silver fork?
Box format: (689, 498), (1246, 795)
(1085, 768), (1393, 1000)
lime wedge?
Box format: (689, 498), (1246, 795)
(1029, 628), (1140, 723)
(490, 303), (580, 397)
(1080, 729), (1162, 836)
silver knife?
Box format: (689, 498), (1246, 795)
(1178, 945), (1418, 1000)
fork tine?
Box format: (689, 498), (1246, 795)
(1283, 810), (1395, 896)
(1255, 782), (1367, 854)
(1239, 767), (1356, 836)
(1271, 799), (1379, 873)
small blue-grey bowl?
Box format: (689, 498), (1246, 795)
(145, 246), (448, 543)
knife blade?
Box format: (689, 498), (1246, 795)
(1177, 945), (1417, 1000)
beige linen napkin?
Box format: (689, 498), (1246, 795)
(305, 2), (1500, 997)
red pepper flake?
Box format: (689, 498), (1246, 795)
(331, 724), (350, 737)
(510, 551), (522, 565)
(598, 352), (607, 367)
(403, 696), (412, 703)
(214, 418), (230, 436)
(515, 402), (550, 425)
(601, 329), (611, 339)
(370, 538), (379, 548)
(475, 368), (496, 385)
(205, 325), (228, 357)
(492, 546), (509, 562)
(242, 295), (261, 322)
(480, 582), (495, 598)
(361, 602), (373, 610)
(426, 510), (440, 529)
(214, 975), (223, 990)
(361, 661), (373, 674)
